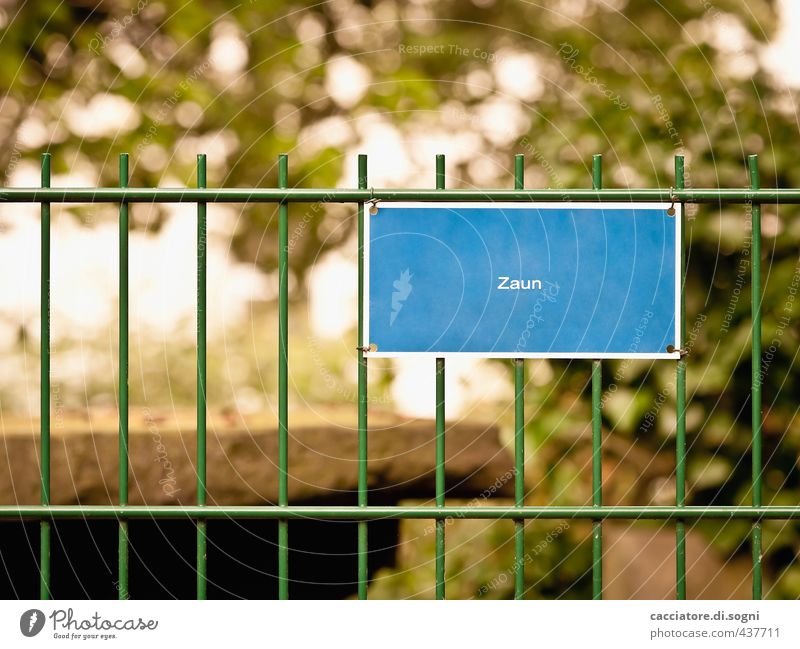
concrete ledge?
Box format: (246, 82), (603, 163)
(0, 407), (514, 506)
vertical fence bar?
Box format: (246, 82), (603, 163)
(39, 153), (51, 600)
(196, 154), (208, 600)
(278, 154), (290, 600)
(513, 154), (526, 599)
(749, 154), (763, 600)
(118, 153), (129, 600)
(591, 153), (603, 600)
(675, 155), (687, 600)
(357, 154), (369, 600)
(435, 154), (446, 600)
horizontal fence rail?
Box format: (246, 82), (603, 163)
(0, 151), (781, 600)
(1, 187), (800, 203)
(2, 506), (800, 520)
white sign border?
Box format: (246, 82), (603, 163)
(363, 201), (682, 360)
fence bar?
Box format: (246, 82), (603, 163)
(118, 153), (130, 600)
(435, 154), (446, 600)
(357, 154), (369, 600)
(675, 155), (687, 599)
(513, 154), (526, 599)
(196, 154), (208, 600)
(591, 154), (603, 600)
(749, 154), (763, 600)
(39, 153), (51, 600)
(278, 154), (289, 600)
(4, 187), (800, 203)
(5, 505), (800, 520)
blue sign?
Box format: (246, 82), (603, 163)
(365, 202), (680, 359)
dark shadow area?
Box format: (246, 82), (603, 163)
(0, 518), (398, 599)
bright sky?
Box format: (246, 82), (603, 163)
(763, 0), (800, 87)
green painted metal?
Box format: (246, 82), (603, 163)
(4, 187), (800, 203)
(10, 152), (780, 600)
(3, 505), (799, 520)
(118, 153), (130, 600)
(39, 153), (51, 601)
(357, 154), (369, 600)
(513, 154), (526, 600)
(675, 155), (687, 600)
(278, 154), (290, 600)
(435, 154), (446, 600)
(590, 154), (603, 600)
(749, 154), (763, 600)
(196, 154), (208, 600)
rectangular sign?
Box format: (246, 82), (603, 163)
(365, 202), (680, 359)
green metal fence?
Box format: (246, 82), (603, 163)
(0, 150), (795, 600)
